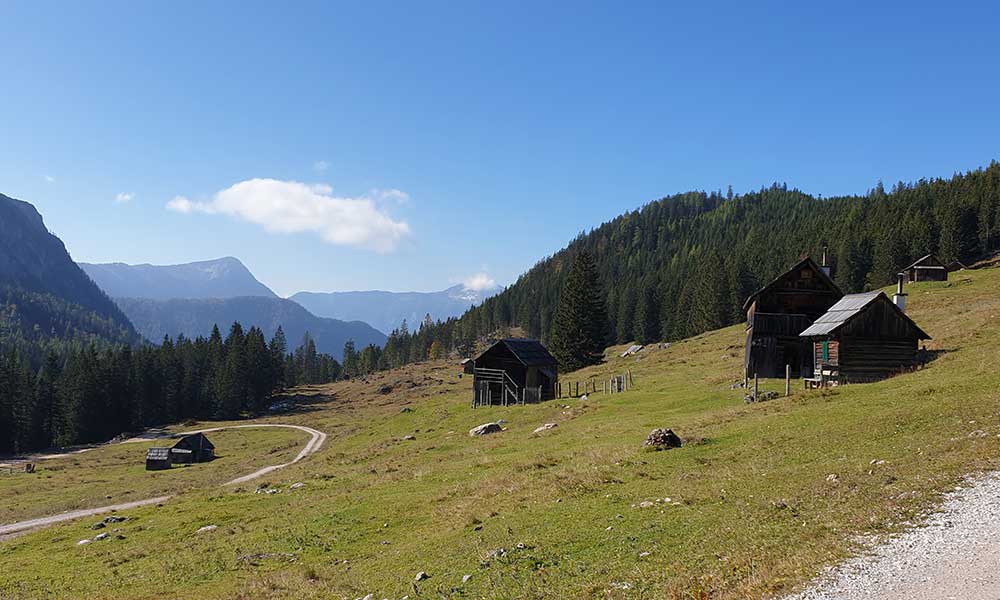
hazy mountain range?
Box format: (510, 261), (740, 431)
(115, 296), (385, 358)
(80, 257), (278, 300)
(291, 285), (488, 334)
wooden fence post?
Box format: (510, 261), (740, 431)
(785, 364), (791, 397)
(753, 373), (759, 398)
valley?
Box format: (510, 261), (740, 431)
(2, 267), (998, 598)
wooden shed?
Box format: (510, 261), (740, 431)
(903, 254), (948, 282)
(170, 433), (215, 464)
(744, 256), (843, 379)
(469, 339), (558, 407)
(145, 447), (172, 471)
(799, 290), (930, 383)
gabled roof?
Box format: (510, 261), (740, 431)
(476, 338), (557, 367)
(146, 447), (171, 460)
(743, 256), (842, 311)
(799, 291), (930, 339)
(903, 254), (945, 270)
(173, 432), (215, 451)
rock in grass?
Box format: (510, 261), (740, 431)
(462, 573), (472, 583)
(197, 525), (218, 534)
(469, 422), (503, 436)
(76, 539), (91, 546)
(641, 428), (682, 450)
(532, 423), (558, 434)
(93, 533), (109, 541)
(402, 435), (416, 441)
(290, 482), (306, 490)
(90, 521), (106, 530)
(415, 571), (429, 581)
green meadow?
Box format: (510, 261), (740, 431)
(2, 267), (999, 599)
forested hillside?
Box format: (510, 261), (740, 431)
(379, 162), (999, 367)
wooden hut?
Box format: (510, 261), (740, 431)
(903, 254), (948, 282)
(145, 447), (172, 471)
(744, 256), (843, 379)
(170, 433), (215, 464)
(799, 289), (930, 383)
(469, 339), (558, 407)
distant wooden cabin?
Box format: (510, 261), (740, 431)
(744, 256), (843, 379)
(170, 433), (215, 464)
(903, 254), (948, 282)
(469, 339), (558, 407)
(145, 447), (171, 471)
(799, 290), (930, 383)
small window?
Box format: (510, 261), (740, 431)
(821, 341), (829, 361)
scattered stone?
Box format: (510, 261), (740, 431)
(515, 542), (526, 549)
(486, 547), (506, 560)
(402, 435), (416, 441)
(532, 423), (558, 434)
(826, 473), (840, 484)
(90, 521), (106, 530)
(93, 533), (109, 541)
(377, 384), (393, 395)
(638, 500), (656, 508)
(76, 539), (91, 546)
(103, 515), (126, 524)
(639, 551), (651, 558)
(399, 406), (413, 413)
(969, 429), (988, 438)
(870, 459), (887, 465)
(290, 482), (306, 490)
(641, 428), (683, 450)
(772, 499), (789, 510)
(469, 422), (503, 436)
(462, 573), (472, 583)
(744, 390), (779, 404)
(580, 394), (589, 401)
(196, 525), (218, 534)
(360, 594), (374, 600)
(415, 571), (429, 581)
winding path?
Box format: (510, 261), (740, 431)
(0, 423), (326, 540)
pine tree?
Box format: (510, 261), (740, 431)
(549, 252), (608, 371)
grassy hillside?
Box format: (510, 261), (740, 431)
(2, 266), (999, 599)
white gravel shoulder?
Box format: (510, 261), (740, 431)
(786, 471), (1000, 600)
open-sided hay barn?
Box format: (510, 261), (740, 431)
(468, 338), (558, 406)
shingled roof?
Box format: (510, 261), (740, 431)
(742, 256), (842, 311)
(477, 338), (557, 367)
(799, 291), (930, 338)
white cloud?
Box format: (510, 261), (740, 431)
(462, 271), (498, 292)
(115, 192), (134, 204)
(44, 175), (55, 183)
(377, 188), (410, 204)
(313, 160), (330, 172)
(166, 178), (411, 253)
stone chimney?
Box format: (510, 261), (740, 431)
(893, 272), (907, 313)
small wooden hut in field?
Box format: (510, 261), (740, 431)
(744, 256), (843, 379)
(903, 254), (948, 282)
(799, 283), (930, 383)
(170, 433), (215, 464)
(145, 447), (171, 471)
(469, 339), (558, 406)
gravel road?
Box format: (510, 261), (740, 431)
(0, 423), (326, 540)
(786, 472), (1000, 600)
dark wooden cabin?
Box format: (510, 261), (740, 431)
(903, 254), (948, 282)
(469, 339), (558, 407)
(170, 433), (215, 464)
(744, 256), (843, 379)
(145, 447), (172, 471)
(799, 290), (930, 383)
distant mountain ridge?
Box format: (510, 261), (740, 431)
(115, 296), (386, 359)
(79, 257), (278, 300)
(290, 284), (491, 334)
(0, 192), (137, 351)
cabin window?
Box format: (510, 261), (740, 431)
(821, 341), (829, 361)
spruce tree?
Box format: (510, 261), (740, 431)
(549, 251), (608, 371)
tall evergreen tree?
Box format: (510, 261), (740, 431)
(549, 252), (608, 371)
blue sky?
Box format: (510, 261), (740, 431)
(2, 1), (999, 296)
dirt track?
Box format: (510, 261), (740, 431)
(0, 423), (326, 540)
